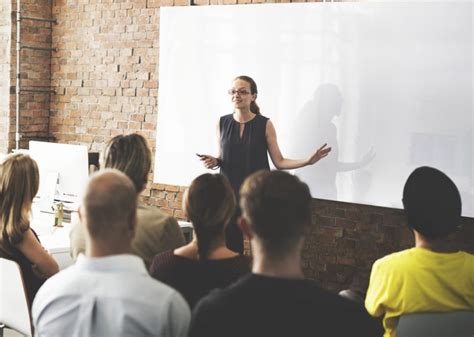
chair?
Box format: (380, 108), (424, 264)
(0, 258), (32, 337)
(396, 311), (474, 337)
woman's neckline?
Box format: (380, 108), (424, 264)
(232, 112), (257, 124)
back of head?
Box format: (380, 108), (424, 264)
(184, 173), (236, 259)
(240, 170), (312, 257)
(0, 154), (39, 254)
(403, 166), (461, 240)
(102, 133), (152, 193)
(83, 169), (137, 243)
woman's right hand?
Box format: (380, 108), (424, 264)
(197, 154), (220, 170)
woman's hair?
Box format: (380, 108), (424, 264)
(102, 133), (152, 193)
(234, 75), (260, 115)
(0, 154), (39, 256)
(183, 174), (236, 259)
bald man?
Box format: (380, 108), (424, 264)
(32, 169), (190, 337)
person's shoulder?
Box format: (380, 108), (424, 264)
(32, 266), (80, 309)
(372, 247), (415, 269)
(137, 203), (178, 227)
(142, 271), (183, 295)
(150, 250), (180, 274)
(301, 282), (381, 336)
(220, 113), (234, 122)
(457, 251), (474, 273)
(459, 250), (474, 260)
(197, 273), (252, 307)
(133, 275), (190, 316)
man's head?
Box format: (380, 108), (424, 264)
(403, 166), (461, 240)
(239, 170), (312, 258)
(102, 133), (152, 193)
(80, 169), (137, 253)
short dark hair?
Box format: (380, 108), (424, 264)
(402, 166), (461, 240)
(240, 170), (312, 257)
(102, 133), (152, 193)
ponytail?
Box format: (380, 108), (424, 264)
(250, 101), (260, 115)
(193, 224), (221, 260)
(183, 174), (236, 260)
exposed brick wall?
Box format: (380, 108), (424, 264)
(11, 0), (53, 149)
(304, 199), (474, 292)
(1, 0), (472, 292)
(0, 1), (11, 153)
(1, 0), (53, 151)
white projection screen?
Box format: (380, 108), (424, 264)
(155, 1), (473, 217)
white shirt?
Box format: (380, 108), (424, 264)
(32, 254), (190, 337)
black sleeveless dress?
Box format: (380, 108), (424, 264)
(0, 229), (45, 308)
(220, 113), (270, 252)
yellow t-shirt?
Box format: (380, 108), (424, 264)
(365, 247), (474, 337)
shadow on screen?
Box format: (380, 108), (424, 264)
(290, 83), (375, 201)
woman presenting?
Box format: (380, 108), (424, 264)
(199, 75), (331, 252)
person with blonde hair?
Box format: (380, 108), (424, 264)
(0, 153), (58, 306)
(70, 133), (185, 268)
(150, 173), (250, 308)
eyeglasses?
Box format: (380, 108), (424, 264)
(228, 89), (251, 96)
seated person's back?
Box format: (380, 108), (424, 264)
(192, 273), (380, 337)
(150, 174), (250, 308)
(0, 154), (59, 306)
(190, 171), (380, 337)
(33, 170), (190, 337)
(70, 134), (184, 268)
(365, 166), (474, 337)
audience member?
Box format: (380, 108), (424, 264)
(70, 133), (185, 268)
(365, 166), (474, 337)
(150, 173), (250, 308)
(190, 170), (381, 337)
(32, 170), (190, 337)
(0, 154), (58, 307)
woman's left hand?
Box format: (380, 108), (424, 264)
(306, 143), (331, 165)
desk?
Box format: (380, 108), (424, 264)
(31, 206), (194, 270)
(30, 206), (75, 270)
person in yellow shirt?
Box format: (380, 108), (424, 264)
(365, 166), (474, 337)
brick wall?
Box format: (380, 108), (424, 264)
(304, 199), (474, 292)
(11, 0), (53, 149)
(1, 0), (53, 151)
(0, 1), (11, 153)
(1, 0), (472, 292)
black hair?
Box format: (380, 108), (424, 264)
(402, 166), (461, 240)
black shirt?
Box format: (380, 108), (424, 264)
(0, 229), (45, 308)
(190, 273), (383, 337)
(149, 250), (251, 309)
(219, 113), (270, 195)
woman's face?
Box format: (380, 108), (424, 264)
(229, 79), (255, 111)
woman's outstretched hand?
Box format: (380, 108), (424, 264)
(306, 143), (332, 166)
(197, 153), (220, 170)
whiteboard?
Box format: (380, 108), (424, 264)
(155, 1), (473, 217)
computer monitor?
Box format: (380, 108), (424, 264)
(29, 141), (89, 205)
